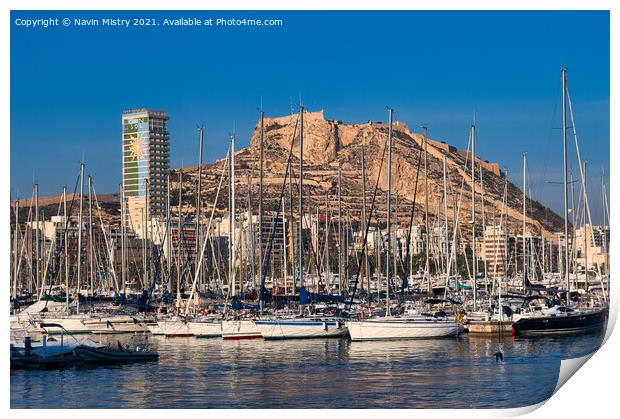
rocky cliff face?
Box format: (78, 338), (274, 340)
(177, 110), (564, 238)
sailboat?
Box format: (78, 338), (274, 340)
(347, 110), (460, 341)
(512, 68), (607, 336)
(221, 129), (262, 340)
(254, 107), (349, 340)
(160, 128), (223, 339)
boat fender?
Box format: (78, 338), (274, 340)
(456, 313), (464, 323)
(323, 322), (328, 331)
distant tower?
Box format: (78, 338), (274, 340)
(122, 109), (170, 230)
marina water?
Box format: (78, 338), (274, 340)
(11, 331), (603, 409)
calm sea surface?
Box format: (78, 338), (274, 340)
(11, 331), (604, 409)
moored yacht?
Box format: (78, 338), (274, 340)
(187, 317), (222, 338)
(511, 305), (606, 336)
(256, 316), (347, 340)
(221, 318), (262, 340)
(347, 315), (460, 341)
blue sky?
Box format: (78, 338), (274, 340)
(10, 10), (609, 223)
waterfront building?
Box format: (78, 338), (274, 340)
(395, 225), (425, 256)
(121, 109), (170, 230)
(574, 224), (609, 270)
(481, 225), (507, 278)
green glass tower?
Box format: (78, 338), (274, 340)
(122, 109), (169, 227)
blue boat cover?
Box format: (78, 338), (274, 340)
(299, 286), (345, 305)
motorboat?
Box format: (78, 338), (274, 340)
(73, 341), (159, 363)
(511, 305), (607, 336)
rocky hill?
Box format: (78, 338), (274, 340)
(177, 110), (564, 238)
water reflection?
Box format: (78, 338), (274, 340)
(11, 331), (603, 409)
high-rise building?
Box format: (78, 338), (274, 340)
(482, 225), (507, 278)
(121, 109), (170, 230)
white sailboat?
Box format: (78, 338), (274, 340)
(346, 110), (460, 341)
(348, 316), (459, 341)
(256, 317), (347, 340)
(221, 319), (262, 340)
(222, 130), (262, 340)
(157, 317), (193, 337)
(187, 318), (222, 338)
(253, 107), (349, 340)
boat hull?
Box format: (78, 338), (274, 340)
(147, 323), (165, 335)
(221, 320), (262, 340)
(512, 309), (606, 336)
(256, 319), (347, 340)
(158, 320), (193, 337)
(347, 318), (460, 341)
(85, 317), (149, 334)
(73, 346), (159, 363)
(187, 321), (222, 338)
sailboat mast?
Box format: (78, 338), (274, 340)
(442, 155), (449, 281)
(177, 171), (183, 305)
(583, 161), (588, 292)
(63, 185), (69, 312)
(34, 183), (39, 295)
(562, 68), (571, 306)
(166, 173), (171, 289)
(470, 122), (477, 311)
(361, 141), (369, 293)
(282, 195), (288, 294)
(503, 169), (509, 283)
(325, 193), (330, 290)
(143, 179), (149, 291)
(231, 133), (237, 297)
(522, 152), (527, 290)
(196, 127), (204, 289)
(76, 163), (84, 313)
(386, 108), (393, 316)
(315, 205), (320, 292)
(12, 200), (19, 300)
(499, 170), (509, 320)
(479, 164), (488, 289)
(423, 127), (430, 294)
(120, 183), (127, 296)
(288, 156), (296, 296)
(393, 195), (398, 293)
(259, 110), (265, 297)
(246, 172), (256, 291)
(88, 176), (94, 296)
(338, 165), (342, 294)
(298, 106), (304, 292)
